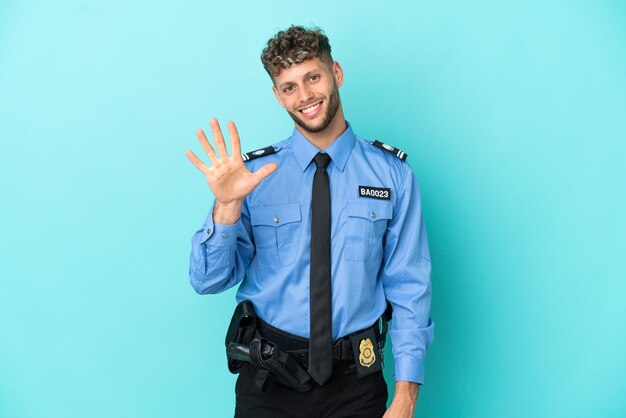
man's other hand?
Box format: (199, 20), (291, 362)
(383, 381), (419, 418)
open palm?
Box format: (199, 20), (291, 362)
(186, 118), (278, 206)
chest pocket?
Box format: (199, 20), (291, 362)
(344, 199), (393, 262)
(249, 203), (302, 266)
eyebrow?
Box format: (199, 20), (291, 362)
(278, 69), (321, 90)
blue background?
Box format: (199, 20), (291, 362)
(1, 1), (625, 417)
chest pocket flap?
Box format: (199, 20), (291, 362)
(249, 203), (302, 266)
(344, 199), (393, 262)
(250, 203), (301, 227)
(347, 199), (393, 221)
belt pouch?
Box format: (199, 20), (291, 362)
(349, 326), (383, 377)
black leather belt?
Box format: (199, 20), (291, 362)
(226, 300), (393, 391)
(287, 337), (355, 364)
(256, 316), (383, 364)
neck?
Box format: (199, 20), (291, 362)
(295, 107), (347, 151)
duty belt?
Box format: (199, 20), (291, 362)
(225, 300), (393, 392)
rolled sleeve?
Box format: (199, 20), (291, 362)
(393, 354), (425, 384)
(381, 165), (435, 384)
(391, 316), (435, 384)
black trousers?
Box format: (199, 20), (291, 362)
(234, 319), (388, 418)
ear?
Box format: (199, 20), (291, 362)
(332, 61), (344, 88)
(272, 85), (285, 108)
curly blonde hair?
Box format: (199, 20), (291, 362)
(261, 25), (333, 80)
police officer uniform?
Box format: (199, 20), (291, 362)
(189, 121), (434, 417)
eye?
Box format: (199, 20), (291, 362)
(309, 74), (320, 81)
(282, 85), (294, 94)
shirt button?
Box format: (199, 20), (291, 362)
(370, 211), (376, 219)
(221, 233), (229, 238)
(206, 228), (211, 234)
(274, 216), (280, 224)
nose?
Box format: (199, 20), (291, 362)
(298, 85), (314, 104)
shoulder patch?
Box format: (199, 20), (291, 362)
(242, 146), (276, 162)
(371, 140), (408, 161)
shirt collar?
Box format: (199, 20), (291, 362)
(291, 120), (356, 172)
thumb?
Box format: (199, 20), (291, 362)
(252, 162), (278, 182)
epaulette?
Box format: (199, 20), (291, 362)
(371, 140), (408, 161)
(242, 146), (276, 162)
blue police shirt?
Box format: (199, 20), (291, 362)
(189, 121), (434, 384)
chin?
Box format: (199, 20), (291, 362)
(300, 120), (330, 134)
(290, 111), (328, 133)
(302, 119), (326, 131)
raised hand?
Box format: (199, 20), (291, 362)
(186, 118), (278, 224)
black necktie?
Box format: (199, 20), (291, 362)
(309, 152), (333, 385)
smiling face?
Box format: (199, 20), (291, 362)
(272, 56), (344, 134)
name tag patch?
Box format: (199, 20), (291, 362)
(359, 186), (391, 200)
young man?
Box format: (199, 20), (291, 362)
(186, 25), (434, 418)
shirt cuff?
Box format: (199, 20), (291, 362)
(393, 354), (425, 385)
(199, 218), (240, 247)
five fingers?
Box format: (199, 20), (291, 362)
(189, 118), (273, 181)
(193, 118), (244, 167)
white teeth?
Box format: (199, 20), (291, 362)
(301, 102), (321, 114)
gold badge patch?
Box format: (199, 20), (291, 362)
(359, 338), (376, 368)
